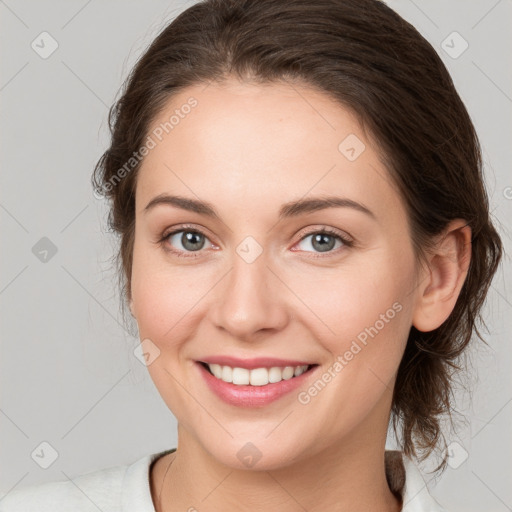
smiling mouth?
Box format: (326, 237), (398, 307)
(199, 361), (318, 386)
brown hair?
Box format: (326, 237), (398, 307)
(92, 0), (503, 470)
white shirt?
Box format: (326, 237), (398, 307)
(0, 449), (448, 511)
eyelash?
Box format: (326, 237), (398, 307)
(157, 224), (354, 259)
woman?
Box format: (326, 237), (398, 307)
(0, 0), (503, 510)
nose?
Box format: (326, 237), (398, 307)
(209, 248), (290, 342)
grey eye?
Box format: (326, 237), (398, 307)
(296, 232), (344, 253)
(168, 230), (209, 252)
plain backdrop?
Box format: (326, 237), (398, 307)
(1, 1), (511, 510)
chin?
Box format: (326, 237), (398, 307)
(195, 432), (313, 472)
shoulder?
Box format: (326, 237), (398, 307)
(0, 451), (166, 512)
(0, 463), (124, 512)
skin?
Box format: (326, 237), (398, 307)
(129, 77), (472, 512)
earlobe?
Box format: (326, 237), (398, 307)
(412, 219), (472, 333)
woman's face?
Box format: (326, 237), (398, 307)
(130, 78), (422, 469)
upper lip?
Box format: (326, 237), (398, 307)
(198, 356), (316, 370)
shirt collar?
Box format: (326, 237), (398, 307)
(386, 450), (447, 511)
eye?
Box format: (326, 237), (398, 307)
(294, 227), (353, 257)
(159, 226), (214, 258)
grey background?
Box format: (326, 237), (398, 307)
(0, 0), (511, 510)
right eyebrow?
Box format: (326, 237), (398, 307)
(144, 194), (220, 218)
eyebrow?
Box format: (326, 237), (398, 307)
(143, 193), (376, 220)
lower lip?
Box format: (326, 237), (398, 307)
(196, 362), (318, 407)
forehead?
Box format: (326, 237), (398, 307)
(136, 79), (403, 223)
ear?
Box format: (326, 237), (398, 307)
(412, 219), (472, 332)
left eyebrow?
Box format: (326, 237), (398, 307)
(278, 196), (376, 220)
(143, 193), (376, 221)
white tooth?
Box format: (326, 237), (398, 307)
(221, 365), (233, 383)
(282, 366), (295, 380)
(209, 363), (222, 378)
(209, 364), (310, 385)
(232, 367), (250, 385)
(294, 365), (305, 377)
(250, 368), (269, 386)
(268, 367), (284, 383)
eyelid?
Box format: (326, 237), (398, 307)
(294, 225), (354, 246)
(160, 223), (215, 243)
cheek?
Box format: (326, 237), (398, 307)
(130, 242), (206, 415)
(131, 238), (179, 338)
(291, 265), (414, 431)
(130, 239), (216, 347)
(291, 250), (415, 388)
(293, 253), (412, 337)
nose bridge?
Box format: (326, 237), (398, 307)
(210, 236), (288, 339)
